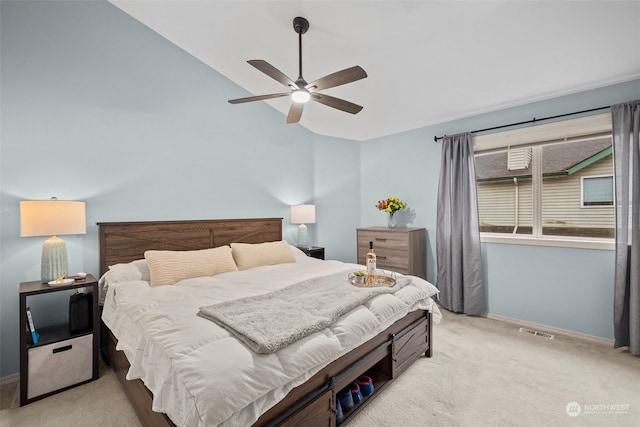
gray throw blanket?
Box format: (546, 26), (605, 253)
(198, 271), (411, 354)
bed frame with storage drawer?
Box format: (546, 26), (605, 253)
(99, 218), (433, 426)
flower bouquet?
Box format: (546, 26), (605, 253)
(376, 196), (406, 228)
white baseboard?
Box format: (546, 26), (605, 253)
(0, 373), (19, 387)
(487, 313), (614, 347)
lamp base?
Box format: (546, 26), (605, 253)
(41, 236), (69, 283)
(297, 224), (309, 248)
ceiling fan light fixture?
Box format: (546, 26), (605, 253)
(291, 90), (311, 103)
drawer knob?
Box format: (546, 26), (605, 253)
(52, 345), (72, 354)
(375, 238), (387, 242)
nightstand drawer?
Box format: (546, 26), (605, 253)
(27, 334), (93, 399)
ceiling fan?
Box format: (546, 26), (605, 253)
(228, 17), (367, 124)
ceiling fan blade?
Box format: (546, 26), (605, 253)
(310, 93), (363, 114)
(228, 93), (290, 104)
(287, 102), (304, 124)
(248, 60), (299, 88)
(306, 66), (367, 92)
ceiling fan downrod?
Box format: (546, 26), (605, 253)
(293, 17), (309, 82)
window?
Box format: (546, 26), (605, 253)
(473, 113), (615, 248)
(582, 175), (614, 207)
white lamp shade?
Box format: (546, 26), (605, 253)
(20, 199), (86, 283)
(290, 204), (316, 224)
(20, 200), (86, 237)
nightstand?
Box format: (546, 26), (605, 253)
(19, 275), (99, 406)
(297, 246), (325, 260)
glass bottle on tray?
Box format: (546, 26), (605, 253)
(366, 241), (376, 285)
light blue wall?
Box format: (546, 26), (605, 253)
(1, 0), (639, 378)
(313, 134), (361, 262)
(481, 244), (615, 338)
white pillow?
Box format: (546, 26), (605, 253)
(144, 246), (238, 285)
(231, 240), (296, 270)
(105, 260), (147, 283)
(289, 245), (310, 260)
(129, 259), (151, 282)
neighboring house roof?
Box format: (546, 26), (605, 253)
(475, 138), (612, 182)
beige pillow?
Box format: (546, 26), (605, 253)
(231, 240), (296, 271)
(144, 246), (238, 285)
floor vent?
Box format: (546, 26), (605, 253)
(519, 327), (555, 340)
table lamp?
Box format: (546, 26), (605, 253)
(20, 198), (86, 283)
(290, 204), (315, 249)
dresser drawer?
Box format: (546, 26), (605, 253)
(357, 230), (409, 251)
(356, 227), (427, 279)
(27, 334), (93, 399)
(358, 230), (409, 269)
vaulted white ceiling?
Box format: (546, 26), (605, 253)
(109, 1), (640, 141)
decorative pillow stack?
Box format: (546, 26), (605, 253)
(143, 240), (297, 285)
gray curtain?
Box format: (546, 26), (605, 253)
(436, 133), (486, 315)
(612, 100), (640, 355)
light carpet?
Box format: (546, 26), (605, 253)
(349, 310), (639, 427)
(0, 362), (140, 426)
(1, 310), (638, 426)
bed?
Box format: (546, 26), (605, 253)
(98, 218), (440, 426)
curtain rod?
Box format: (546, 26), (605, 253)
(433, 105), (611, 142)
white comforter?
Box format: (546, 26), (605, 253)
(101, 252), (441, 426)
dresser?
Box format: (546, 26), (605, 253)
(357, 227), (426, 279)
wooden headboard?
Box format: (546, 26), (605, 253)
(98, 218), (283, 276)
